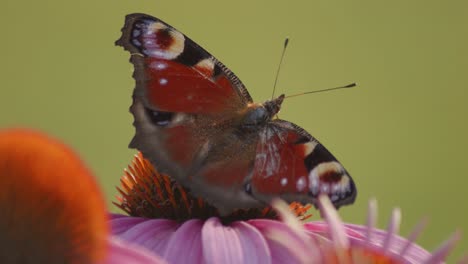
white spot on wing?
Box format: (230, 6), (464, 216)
(303, 141), (318, 156)
(309, 170), (320, 195)
(159, 78), (168, 85)
(170, 113), (186, 126)
(280, 178), (288, 186)
(132, 39), (142, 47)
(150, 61), (168, 70)
(338, 175), (351, 194)
(194, 58), (215, 77)
(296, 176), (306, 191)
(132, 29), (141, 37)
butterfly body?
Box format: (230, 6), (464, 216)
(117, 14), (357, 214)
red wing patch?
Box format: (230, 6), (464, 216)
(144, 59), (240, 113)
(252, 129), (309, 194)
(164, 125), (198, 167)
(202, 158), (252, 188)
(251, 121), (356, 208)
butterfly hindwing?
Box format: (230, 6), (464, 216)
(250, 120), (356, 208)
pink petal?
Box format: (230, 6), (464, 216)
(163, 219), (204, 264)
(304, 221), (364, 240)
(399, 218), (428, 258)
(201, 217), (244, 264)
(231, 221), (272, 264)
(267, 237), (305, 264)
(105, 237), (166, 264)
(114, 218), (179, 254)
(271, 198), (303, 235)
(250, 219), (322, 263)
(318, 194), (349, 248)
(341, 223), (433, 262)
(110, 216), (147, 235)
(382, 207), (401, 253)
(365, 198), (378, 244)
(424, 231), (461, 264)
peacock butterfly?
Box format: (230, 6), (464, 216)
(116, 13), (356, 214)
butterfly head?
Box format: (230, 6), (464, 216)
(241, 94), (285, 130)
(263, 94), (285, 118)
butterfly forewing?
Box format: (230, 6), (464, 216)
(116, 13), (252, 114)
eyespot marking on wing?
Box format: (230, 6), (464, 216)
(144, 108), (174, 126)
(131, 20), (185, 59)
(308, 161), (352, 198)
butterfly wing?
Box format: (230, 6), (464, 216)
(116, 14), (262, 212)
(116, 13), (252, 113)
(250, 120), (357, 208)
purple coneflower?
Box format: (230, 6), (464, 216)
(0, 129), (165, 264)
(112, 153), (464, 263)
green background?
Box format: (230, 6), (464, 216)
(1, 0), (466, 261)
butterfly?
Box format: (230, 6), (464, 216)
(116, 13), (357, 214)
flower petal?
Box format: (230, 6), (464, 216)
(110, 215), (147, 235)
(231, 221), (272, 264)
(304, 221), (364, 241)
(365, 198), (378, 244)
(382, 208), (402, 253)
(163, 219), (204, 264)
(113, 218), (179, 254)
(317, 194), (349, 249)
(423, 231), (461, 264)
(106, 237), (166, 264)
(399, 218), (428, 258)
(250, 219), (322, 263)
(271, 198), (303, 236)
(201, 217), (244, 264)
(337, 223), (433, 262)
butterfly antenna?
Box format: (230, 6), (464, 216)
(271, 38), (289, 99)
(285, 83), (357, 99)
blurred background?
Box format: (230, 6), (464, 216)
(1, 0), (467, 261)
